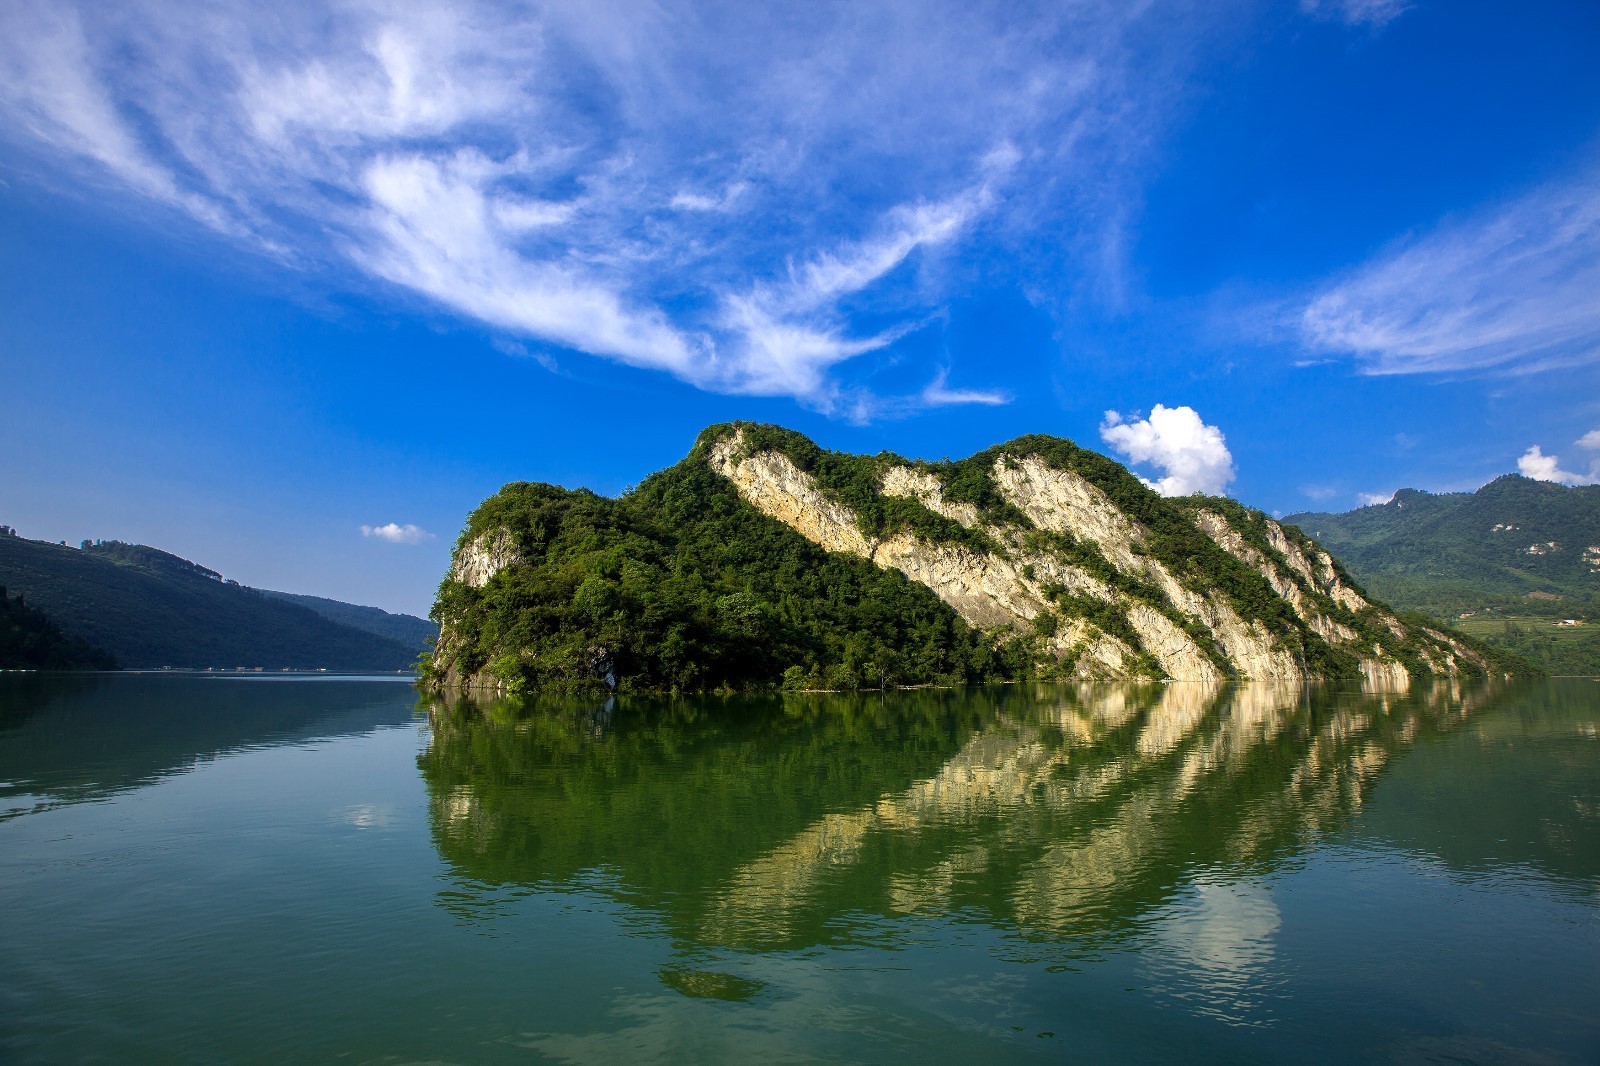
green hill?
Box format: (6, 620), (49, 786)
(426, 423), (1512, 695)
(0, 530), (421, 671)
(1285, 475), (1600, 674)
(260, 590), (437, 650)
(1, 586), (118, 670)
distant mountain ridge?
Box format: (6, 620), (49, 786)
(260, 590), (437, 649)
(1285, 474), (1600, 674)
(0, 529), (431, 670)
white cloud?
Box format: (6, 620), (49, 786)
(670, 182), (749, 213)
(357, 151), (701, 376)
(1357, 490), (1395, 507)
(1577, 429), (1600, 449)
(1516, 446), (1598, 487)
(361, 522), (435, 544)
(919, 369), (1009, 408)
(0, 0), (1194, 413)
(1100, 404), (1236, 497)
(492, 337), (558, 372)
(1296, 166), (1600, 375)
(1299, 0), (1410, 28)
(709, 186), (993, 401)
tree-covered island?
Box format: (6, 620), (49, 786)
(424, 423), (1518, 695)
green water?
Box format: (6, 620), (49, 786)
(1, 674), (1596, 1062)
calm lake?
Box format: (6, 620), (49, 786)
(1, 674), (1596, 1063)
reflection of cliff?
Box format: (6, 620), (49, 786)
(421, 681), (1520, 956)
(420, 689), (1000, 920)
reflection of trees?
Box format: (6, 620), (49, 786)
(0, 675), (421, 819)
(421, 680), (1513, 955)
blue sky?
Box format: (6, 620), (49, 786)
(2, 0), (1598, 618)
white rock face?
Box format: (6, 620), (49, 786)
(712, 436), (1233, 681)
(881, 466), (981, 528)
(705, 429), (1489, 685)
(1192, 509), (1358, 645)
(1190, 507), (1494, 680)
(868, 531), (1047, 629)
(708, 442), (874, 557)
(992, 458), (1297, 680)
(1127, 603), (1224, 685)
(994, 455), (1147, 570)
(451, 528), (521, 588)
(711, 436), (1158, 680)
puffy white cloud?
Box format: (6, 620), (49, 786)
(1357, 490), (1395, 507)
(1517, 446), (1598, 487)
(1577, 429), (1600, 449)
(1296, 166), (1600, 375)
(361, 522), (435, 544)
(1100, 405), (1236, 497)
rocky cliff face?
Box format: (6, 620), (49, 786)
(451, 529), (521, 588)
(708, 428), (1492, 684)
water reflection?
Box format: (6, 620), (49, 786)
(420, 680), (1592, 979)
(1150, 875), (1283, 1027)
(0, 673), (419, 818)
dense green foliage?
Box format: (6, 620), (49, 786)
(1287, 476), (1600, 674)
(430, 454), (1025, 694)
(261, 590), (437, 649)
(0, 532), (421, 669)
(0, 586), (117, 670)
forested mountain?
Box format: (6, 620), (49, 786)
(0, 586), (118, 670)
(426, 423), (1511, 695)
(1286, 475), (1600, 674)
(0, 529), (423, 670)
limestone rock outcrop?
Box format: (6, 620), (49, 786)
(707, 428), (1492, 684)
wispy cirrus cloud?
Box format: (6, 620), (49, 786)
(1295, 164), (1600, 375)
(0, 0), (1204, 413)
(1299, 0), (1411, 29)
(919, 369), (1010, 409)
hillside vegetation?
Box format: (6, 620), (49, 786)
(428, 423), (1510, 694)
(1, 586), (118, 670)
(0, 530), (423, 670)
(261, 590), (437, 649)
(1286, 476), (1600, 674)
(430, 462), (1009, 694)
